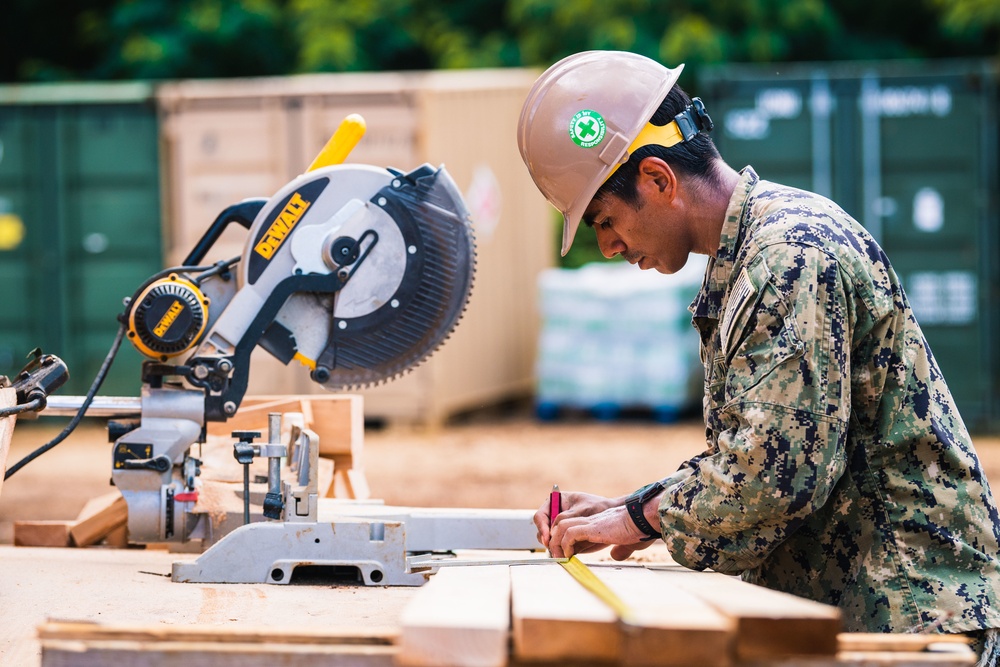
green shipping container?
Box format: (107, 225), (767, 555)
(0, 83), (163, 396)
(700, 60), (1000, 432)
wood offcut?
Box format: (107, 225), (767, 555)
(0, 386), (16, 498)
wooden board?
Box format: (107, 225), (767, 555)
(13, 520), (72, 547)
(70, 491), (128, 547)
(398, 565), (510, 667)
(510, 563), (619, 663)
(659, 567), (842, 659)
(837, 634), (972, 653)
(38, 621), (398, 645)
(511, 563), (735, 666)
(39, 621), (397, 667)
(0, 386), (15, 498)
(41, 642), (397, 667)
(595, 566), (734, 667)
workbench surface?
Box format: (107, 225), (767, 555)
(0, 545), (417, 666)
(2, 545), (978, 667)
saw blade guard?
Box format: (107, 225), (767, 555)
(235, 163), (476, 391)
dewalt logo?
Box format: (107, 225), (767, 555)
(254, 192), (312, 260)
(153, 300), (185, 338)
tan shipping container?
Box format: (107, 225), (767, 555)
(155, 70), (553, 424)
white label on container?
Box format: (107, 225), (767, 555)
(726, 88), (802, 141)
(725, 109), (770, 140)
(913, 187), (944, 233)
(868, 85), (952, 117)
(906, 271), (976, 324)
(756, 88), (803, 118)
(83, 232), (109, 254)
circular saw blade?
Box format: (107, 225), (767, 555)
(300, 165), (475, 391)
(322, 166), (475, 389)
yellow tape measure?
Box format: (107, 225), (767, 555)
(560, 556), (636, 623)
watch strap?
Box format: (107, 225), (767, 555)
(625, 481), (664, 541)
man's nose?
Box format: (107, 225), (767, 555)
(594, 227), (623, 259)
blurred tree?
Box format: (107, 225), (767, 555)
(1, 0), (998, 83)
(934, 0), (1000, 49)
(290, 0), (518, 72)
(1, 0), (117, 81)
(507, 0), (658, 66)
(94, 0), (297, 79)
(1, 0), (297, 81)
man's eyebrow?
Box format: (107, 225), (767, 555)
(582, 209), (604, 228)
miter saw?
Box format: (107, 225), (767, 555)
(103, 115), (538, 584)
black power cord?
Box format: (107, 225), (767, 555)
(3, 258), (233, 480)
(0, 398), (46, 418)
(4, 322), (127, 480)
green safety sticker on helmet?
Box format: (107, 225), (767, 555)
(569, 110), (607, 148)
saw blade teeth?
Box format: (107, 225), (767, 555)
(313, 165), (477, 393)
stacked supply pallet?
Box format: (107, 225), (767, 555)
(535, 258), (706, 421)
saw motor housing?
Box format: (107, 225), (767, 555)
(126, 274), (210, 361)
(113, 161), (475, 545)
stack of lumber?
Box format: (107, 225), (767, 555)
(397, 561), (976, 667)
(14, 490), (128, 548)
(35, 561), (976, 666)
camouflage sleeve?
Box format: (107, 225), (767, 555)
(632, 446), (716, 497)
(659, 241), (852, 574)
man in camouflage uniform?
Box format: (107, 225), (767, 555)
(518, 51), (1000, 662)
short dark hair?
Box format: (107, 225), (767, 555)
(596, 84), (722, 209)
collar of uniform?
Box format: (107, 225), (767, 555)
(688, 166), (759, 320)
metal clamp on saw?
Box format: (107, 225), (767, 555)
(0, 349), (69, 419)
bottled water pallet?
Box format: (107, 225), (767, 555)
(534, 400), (689, 424)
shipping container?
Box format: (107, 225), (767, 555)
(701, 60), (1000, 432)
(0, 83), (163, 396)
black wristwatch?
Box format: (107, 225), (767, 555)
(625, 481), (665, 542)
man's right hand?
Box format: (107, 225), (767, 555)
(533, 491), (626, 553)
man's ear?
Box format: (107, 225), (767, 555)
(636, 157), (677, 202)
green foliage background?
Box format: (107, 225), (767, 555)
(2, 0), (997, 268)
(3, 0), (998, 84)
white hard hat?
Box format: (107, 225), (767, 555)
(517, 51), (684, 255)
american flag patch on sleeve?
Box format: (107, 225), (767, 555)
(719, 267), (756, 353)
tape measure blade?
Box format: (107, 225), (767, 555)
(560, 557), (635, 621)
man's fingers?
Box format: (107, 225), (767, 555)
(559, 521), (595, 558)
(548, 536), (566, 558)
(610, 538), (656, 561)
(609, 544), (638, 560)
(532, 508), (551, 548)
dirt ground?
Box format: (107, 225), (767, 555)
(3, 403), (1000, 545)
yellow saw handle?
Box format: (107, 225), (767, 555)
(306, 114), (367, 172)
